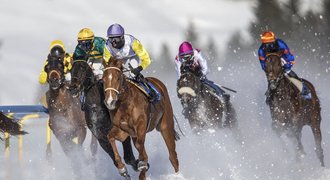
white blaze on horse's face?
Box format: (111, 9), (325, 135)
(105, 73), (116, 110)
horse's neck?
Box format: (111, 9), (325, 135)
(84, 82), (102, 104)
(48, 86), (71, 107)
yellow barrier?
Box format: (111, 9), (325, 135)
(3, 113), (51, 163)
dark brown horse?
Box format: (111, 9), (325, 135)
(44, 55), (97, 159)
(264, 53), (324, 166)
(102, 58), (179, 180)
(177, 66), (237, 133)
(0, 112), (27, 137)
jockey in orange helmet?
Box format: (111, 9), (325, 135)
(175, 41), (229, 101)
(258, 31), (311, 103)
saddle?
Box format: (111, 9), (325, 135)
(127, 76), (161, 103)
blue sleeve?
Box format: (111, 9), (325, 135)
(258, 46), (266, 70)
(277, 39), (294, 70)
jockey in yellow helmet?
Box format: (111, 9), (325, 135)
(73, 28), (106, 80)
(38, 40), (73, 84)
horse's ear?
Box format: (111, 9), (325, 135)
(102, 59), (108, 67)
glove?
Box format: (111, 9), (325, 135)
(131, 66), (143, 76)
(280, 58), (287, 66)
(65, 73), (71, 81)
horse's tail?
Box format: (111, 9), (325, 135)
(173, 115), (184, 141)
(0, 112), (28, 137)
(224, 100), (237, 129)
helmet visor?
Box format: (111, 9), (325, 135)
(108, 36), (124, 49)
(179, 53), (194, 64)
(78, 40), (93, 52)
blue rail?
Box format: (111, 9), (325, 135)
(0, 105), (48, 114)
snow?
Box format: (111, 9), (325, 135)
(1, 0), (330, 180)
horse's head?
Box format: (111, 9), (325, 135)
(45, 55), (65, 90)
(69, 59), (94, 97)
(102, 57), (126, 110)
(177, 67), (202, 106)
(265, 53), (284, 90)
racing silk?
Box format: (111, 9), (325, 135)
(38, 53), (73, 84)
(258, 39), (295, 71)
(103, 34), (151, 77)
(174, 49), (208, 79)
(73, 36), (106, 80)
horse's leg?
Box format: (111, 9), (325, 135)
(223, 100), (237, 129)
(108, 127), (131, 179)
(311, 120), (325, 166)
(132, 125), (149, 180)
(90, 135), (98, 157)
(122, 137), (138, 171)
(292, 125), (306, 162)
(159, 111), (179, 173)
(77, 126), (87, 146)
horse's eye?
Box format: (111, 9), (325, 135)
(44, 65), (50, 72)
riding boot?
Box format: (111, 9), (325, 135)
(201, 76), (229, 100)
(286, 70), (312, 100)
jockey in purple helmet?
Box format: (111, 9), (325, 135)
(175, 41), (229, 101)
(103, 23), (159, 102)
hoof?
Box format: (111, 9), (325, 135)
(118, 166), (131, 180)
(137, 160), (150, 172)
(125, 159), (139, 172)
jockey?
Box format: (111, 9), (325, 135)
(258, 31), (311, 103)
(103, 23), (159, 102)
(175, 41), (229, 101)
(73, 28), (105, 80)
(39, 40), (72, 84)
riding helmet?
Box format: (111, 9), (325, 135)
(178, 41), (194, 56)
(261, 31), (276, 43)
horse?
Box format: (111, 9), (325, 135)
(68, 58), (137, 173)
(0, 112), (27, 137)
(264, 53), (324, 166)
(44, 55), (98, 166)
(177, 66), (237, 133)
(102, 57), (179, 180)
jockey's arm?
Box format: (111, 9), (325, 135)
(277, 39), (295, 70)
(258, 46), (266, 70)
(132, 39), (151, 70)
(195, 50), (208, 76)
(103, 46), (112, 63)
(64, 53), (73, 73)
(38, 60), (48, 84)
(174, 56), (182, 80)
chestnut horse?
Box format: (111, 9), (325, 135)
(44, 55), (97, 160)
(264, 53), (324, 166)
(177, 65), (237, 133)
(102, 58), (179, 180)
(0, 112), (27, 137)
(68, 58), (137, 173)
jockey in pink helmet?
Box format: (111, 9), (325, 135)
(175, 41), (229, 100)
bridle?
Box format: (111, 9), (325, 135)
(71, 60), (95, 92)
(265, 53), (285, 90)
(103, 66), (128, 96)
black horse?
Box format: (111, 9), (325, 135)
(264, 53), (324, 166)
(69, 59), (138, 172)
(177, 66), (237, 133)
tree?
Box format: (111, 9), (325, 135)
(205, 36), (219, 67)
(185, 21), (200, 47)
(157, 42), (174, 73)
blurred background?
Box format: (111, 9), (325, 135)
(1, 0), (330, 179)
